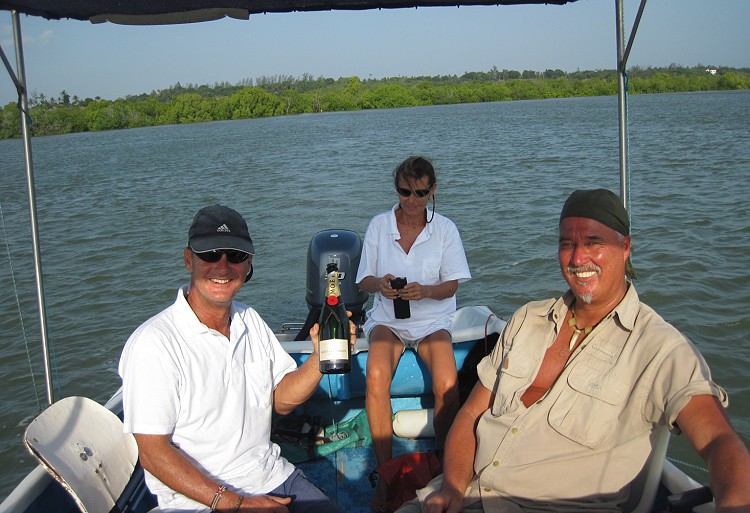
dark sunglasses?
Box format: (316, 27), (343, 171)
(396, 186), (431, 198)
(193, 249), (250, 264)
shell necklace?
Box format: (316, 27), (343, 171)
(567, 307), (596, 350)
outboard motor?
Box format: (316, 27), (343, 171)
(295, 229), (369, 341)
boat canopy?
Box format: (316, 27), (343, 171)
(2, 0), (578, 24)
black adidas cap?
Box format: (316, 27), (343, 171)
(187, 205), (255, 255)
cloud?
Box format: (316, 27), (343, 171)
(39, 29), (54, 43)
(0, 26), (54, 47)
(24, 29), (55, 45)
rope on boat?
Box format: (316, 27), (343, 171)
(0, 199), (43, 411)
(325, 375), (349, 441)
(16, 98), (33, 129)
(667, 456), (709, 475)
(322, 375), (347, 503)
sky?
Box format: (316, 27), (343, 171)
(1, 0), (749, 106)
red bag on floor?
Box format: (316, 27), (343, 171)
(372, 451), (442, 512)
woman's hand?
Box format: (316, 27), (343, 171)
(378, 276), (433, 301)
(377, 274), (398, 299)
(398, 281), (430, 301)
(363, 274), (455, 302)
(378, 274), (430, 300)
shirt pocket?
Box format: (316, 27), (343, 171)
(421, 258), (441, 284)
(243, 360), (273, 410)
(548, 362), (629, 448)
(490, 351), (536, 416)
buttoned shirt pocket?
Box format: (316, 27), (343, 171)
(548, 362), (629, 448)
(243, 360), (274, 410)
(490, 351), (536, 416)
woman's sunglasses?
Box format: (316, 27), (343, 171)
(396, 187), (431, 198)
(194, 249), (251, 264)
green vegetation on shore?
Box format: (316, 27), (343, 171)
(1, 65), (748, 139)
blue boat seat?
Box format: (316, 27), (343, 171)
(286, 306), (506, 402)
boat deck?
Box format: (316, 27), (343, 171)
(272, 391), (439, 512)
(299, 436), (435, 512)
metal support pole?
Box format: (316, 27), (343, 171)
(615, 0), (648, 208)
(12, 11), (55, 406)
(615, 0), (628, 206)
(0, 42), (24, 93)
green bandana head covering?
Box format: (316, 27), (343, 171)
(560, 189), (629, 235)
(559, 189), (637, 280)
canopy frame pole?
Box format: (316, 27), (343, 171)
(10, 11), (55, 406)
(615, 0), (647, 207)
(0, 42), (24, 94)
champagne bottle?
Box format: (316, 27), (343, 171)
(318, 263), (351, 374)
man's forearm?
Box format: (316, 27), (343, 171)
(135, 434), (243, 510)
(705, 433), (750, 511)
(273, 352), (323, 415)
(441, 383), (491, 495)
(441, 406), (479, 494)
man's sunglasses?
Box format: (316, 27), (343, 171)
(396, 187), (431, 198)
(193, 249), (251, 264)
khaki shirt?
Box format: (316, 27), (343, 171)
(471, 285), (726, 511)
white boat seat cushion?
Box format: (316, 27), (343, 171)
(23, 396), (138, 513)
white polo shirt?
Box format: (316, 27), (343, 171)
(356, 205), (471, 340)
(119, 286), (297, 511)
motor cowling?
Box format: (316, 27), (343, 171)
(305, 230), (369, 316)
(305, 229), (369, 329)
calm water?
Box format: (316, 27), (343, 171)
(1, 91), (748, 499)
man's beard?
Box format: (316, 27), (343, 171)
(567, 265), (598, 305)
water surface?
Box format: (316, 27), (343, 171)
(1, 90), (748, 497)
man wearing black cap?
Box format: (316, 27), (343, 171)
(398, 189), (750, 513)
(120, 205), (348, 513)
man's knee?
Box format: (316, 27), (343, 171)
(394, 497), (422, 513)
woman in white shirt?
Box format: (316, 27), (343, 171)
(356, 156), (471, 512)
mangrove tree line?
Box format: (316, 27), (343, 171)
(1, 65), (748, 139)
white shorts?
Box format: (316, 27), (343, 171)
(364, 322), (453, 352)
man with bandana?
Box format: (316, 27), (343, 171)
(398, 189), (750, 513)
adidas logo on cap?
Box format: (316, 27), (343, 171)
(217, 224), (231, 233)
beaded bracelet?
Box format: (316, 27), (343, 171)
(209, 484), (227, 511)
(232, 495), (244, 513)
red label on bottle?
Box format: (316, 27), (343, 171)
(326, 295), (338, 306)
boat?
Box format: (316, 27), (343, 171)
(0, 1), (721, 512)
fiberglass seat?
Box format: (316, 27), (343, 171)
(23, 395), (157, 513)
(622, 426), (671, 513)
